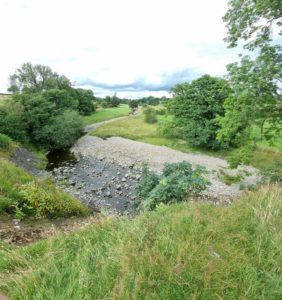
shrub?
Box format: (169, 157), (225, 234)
(228, 145), (253, 168)
(159, 118), (184, 139)
(134, 161), (209, 210)
(17, 178), (89, 219)
(0, 197), (13, 214)
(143, 107), (157, 124)
(0, 134), (12, 150)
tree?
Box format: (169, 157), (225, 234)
(171, 75), (231, 149)
(217, 46), (282, 146)
(223, 0), (282, 50)
(8, 63), (72, 93)
(218, 0), (282, 146)
(39, 110), (83, 150)
(74, 88), (96, 115)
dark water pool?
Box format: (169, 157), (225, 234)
(46, 149), (78, 171)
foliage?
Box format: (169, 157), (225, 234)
(8, 62), (72, 93)
(74, 88), (96, 115)
(17, 179), (89, 219)
(143, 106), (157, 124)
(217, 46), (282, 146)
(128, 101), (138, 109)
(219, 1), (282, 146)
(0, 134), (12, 150)
(159, 116), (184, 139)
(0, 104), (28, 143)
(37, 110), (83, 150)
(227, 145), (254, 168)
(1, 186), (281, 299)
(170, 75), (231, 149)
(102, 94), (121, 108)
(223, 0), (282, 50)
(0, 159), (89, 218)
(0, 93), (83, 150)
(44, 88), (78, 111)
(134, 162), (208, 210)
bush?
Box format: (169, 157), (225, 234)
(134, 162), (209, 210)
(159, 118), (184, 139)
(0, 133), (12, 150)
(143, 107), (157, 124)
(228, 145), (253, 168)
(17, 179), (89, 219)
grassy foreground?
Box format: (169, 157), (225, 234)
(83, 104), (130, 125)
(0, 186), (281, 299)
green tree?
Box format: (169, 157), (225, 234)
(217, 46), (282, 146)
(171, 75), (231, 149)
(218, 0), (282, 146)
(74, 88), (96, 115)
(8, 63), (72, 93)
(39, 110), (83, 150)
(223, 0), (282, 50)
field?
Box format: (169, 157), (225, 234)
(0, 185), (281, 299)
(83, 104), (130, 125)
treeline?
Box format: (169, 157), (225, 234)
(0, 63), (96, 150)
(95, 95), (169, 108)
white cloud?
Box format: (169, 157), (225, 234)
(0, 0), (240, 97)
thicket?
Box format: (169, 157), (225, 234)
(0, 63), (96, 150)
(134, 162), (209, 210)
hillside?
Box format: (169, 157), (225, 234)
(0, 185), (281, 299)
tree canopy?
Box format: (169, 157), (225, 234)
(171, 75), (231, 149)
(8, 63), (72, 93)
(218, 0), (282, 146)
(223, 0), (282, 49)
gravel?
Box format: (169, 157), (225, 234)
(72, 119), (260, 202)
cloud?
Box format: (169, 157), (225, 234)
(78, 69), (198, 93)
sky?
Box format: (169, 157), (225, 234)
(0, 0), (242, 98)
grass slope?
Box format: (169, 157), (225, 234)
(83, 104), (130, 125)
(0, 158), (89, 218)
(92, 115), (195, 153)
(0, 186), (281, 299)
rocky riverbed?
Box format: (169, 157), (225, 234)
(50, 156), (142, 215)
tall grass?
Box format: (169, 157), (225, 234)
(1, 186), (281, 299)
(0, 159), (89, 217)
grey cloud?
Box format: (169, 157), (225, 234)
(78, 68), (198, 93)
